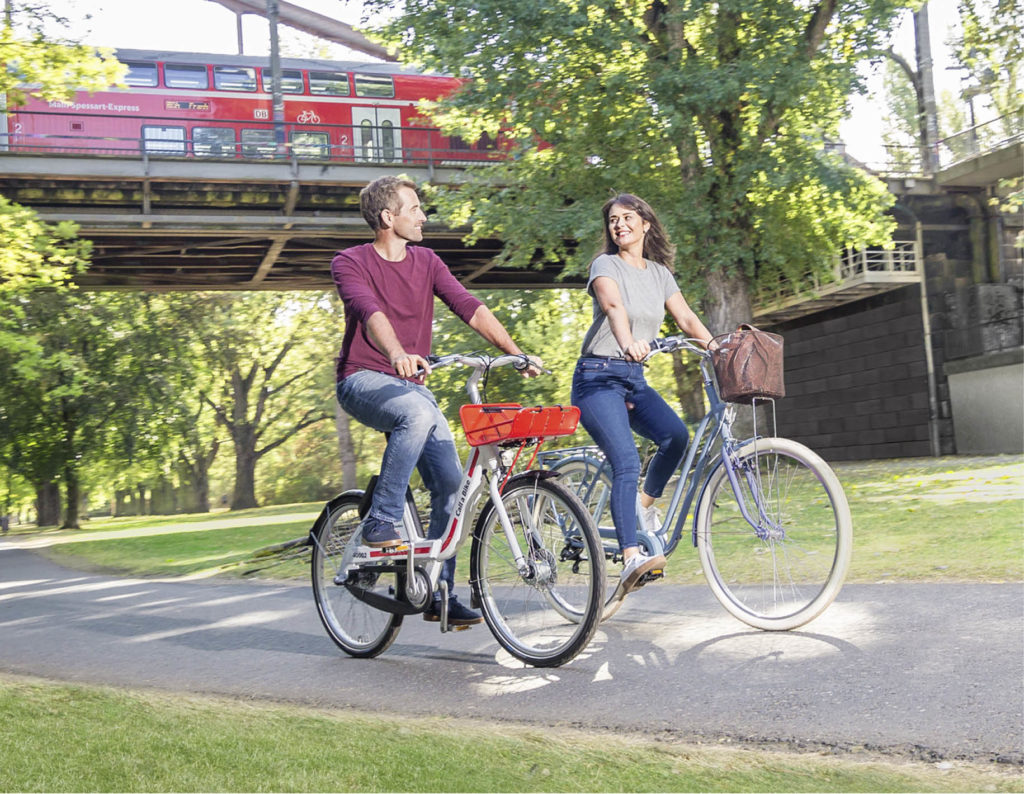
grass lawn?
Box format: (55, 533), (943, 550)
(18, 453), (1022, 585)
(3, 454), (1021, 792)
(1, 674), (1020, 793)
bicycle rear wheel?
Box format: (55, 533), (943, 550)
(470, 475), (605, 667)
(696, 437), (852, 630)
(310, 492), (403, 657)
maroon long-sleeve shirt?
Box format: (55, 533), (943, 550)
(332, 243), (483, 382)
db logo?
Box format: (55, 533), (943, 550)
(253, 108), (269, 120)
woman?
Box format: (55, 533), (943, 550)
(571, 194), (714, 593)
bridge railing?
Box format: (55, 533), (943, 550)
(754, 240), (921, 307)
(0, 109), (502, 169)
(828, 109), (1023, 177)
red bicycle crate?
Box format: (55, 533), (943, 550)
(459, 403), (580, 447)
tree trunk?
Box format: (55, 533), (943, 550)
(335, 401), (358, 491)
(61, 465), (80, 529)
(232, 445), (259, 510)
(704, 269), (753, 335)
(35, 480), (61, 527)
(670, 350), (706, 424)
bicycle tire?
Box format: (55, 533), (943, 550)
(310, 492), (403, 657)
(695, 437), (852, 631)
(470, 475), (605, 667)
(550, 457), (626, 621)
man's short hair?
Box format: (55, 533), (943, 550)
(359, 176), (418, 231)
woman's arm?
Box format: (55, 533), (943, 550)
(592, 276), (650, 361)
(665, 292), (714, 348)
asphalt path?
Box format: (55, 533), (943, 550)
(0, 544), (1021, 764)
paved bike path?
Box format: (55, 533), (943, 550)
(0, 545), (1020, 764)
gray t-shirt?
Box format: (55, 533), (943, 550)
(579, 253), (680, 357)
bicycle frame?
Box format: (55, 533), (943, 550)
(556, 338), (780, 557)
(321, 354), (563, 620)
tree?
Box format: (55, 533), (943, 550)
(952, 0), (1022, 131)
(365, 0), (900, 332)
(0, 3), (125, 296)
(0, 3), (125, 106)
(171, 292), (336, 510)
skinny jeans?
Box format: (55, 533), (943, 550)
(571, 357), (689, 552)
(336, 370), (462, 594)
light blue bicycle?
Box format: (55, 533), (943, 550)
(542, 336), (852, 629)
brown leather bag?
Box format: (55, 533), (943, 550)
(709, 324), (785, 404)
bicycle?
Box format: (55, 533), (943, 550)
(545, 336), (852, 630)
(309, 353), (606, 668)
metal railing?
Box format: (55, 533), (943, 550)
(844, 109), (1023, 176)
(0, 109), (502, 169)
(755, 240), (921, 307)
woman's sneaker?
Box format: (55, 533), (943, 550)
(360, 516), (404, 548)
(620, 552), (666, 593)
(640, 503), (662, 534)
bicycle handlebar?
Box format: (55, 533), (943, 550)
(646, 336), (712, 360)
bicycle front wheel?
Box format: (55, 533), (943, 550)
(549, 457), (623, 619)
(470, 475), (605, 667)
(310, 493), (403, 657)
(696, 437), (852, 631)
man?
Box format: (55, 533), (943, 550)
(332, 176), (540, 626)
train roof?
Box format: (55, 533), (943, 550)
(112, 48), (437, 77)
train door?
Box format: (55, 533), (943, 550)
(351, 106), (402, 163)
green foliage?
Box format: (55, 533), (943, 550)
(0, 196), (89, 299)
(952, 0), (1022, 126)
(0, 5), (125, 106)
(366, 0), (902, 325)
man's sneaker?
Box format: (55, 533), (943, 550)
(424, 594), (483, 626)
(360, 516), (404, 548)
(620, 552), (666, 593)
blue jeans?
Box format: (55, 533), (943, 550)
(571, 358), (689, 552)
(336, 370), (462, 594)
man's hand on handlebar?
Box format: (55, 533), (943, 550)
(391, 352), (432, 379)
(513, 354), (546, 378)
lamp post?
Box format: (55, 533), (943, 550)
(266, 0), (286, 156)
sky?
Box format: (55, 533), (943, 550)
(38, 0), (965, 165)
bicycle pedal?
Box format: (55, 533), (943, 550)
(637, 569), (664, 585)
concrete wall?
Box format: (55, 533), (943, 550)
(944, 349), (1024, 454)
(767, 286), (936, 461)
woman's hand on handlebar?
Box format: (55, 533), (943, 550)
(624, 340), (650, 362)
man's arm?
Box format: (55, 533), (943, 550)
(366, 311), (432, 379)
(468, 306), (542, 375)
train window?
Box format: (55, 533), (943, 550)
(142, 125), (186, 156)
(308, 71), (350, 96)
(290, 130), (329, 159)
(354, 73), (394, 98)
(165, 63), (209, 89)
(241, 128), (277, 158)
(193, 127), (236, 157)
(122, 61), (158, 87)
(261, 68), (304, 94)
(380, 120), (396, 161)
(214, 66), (257, 92)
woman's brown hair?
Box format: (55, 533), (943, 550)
(600, 193), (676, 272)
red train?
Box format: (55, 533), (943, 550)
(3, 48), (497, 164)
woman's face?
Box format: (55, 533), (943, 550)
(607, 203), (650, 251)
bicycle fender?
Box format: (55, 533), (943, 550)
(307, 489), (365, 545)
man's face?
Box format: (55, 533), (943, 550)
(387, 186), (426, 243)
